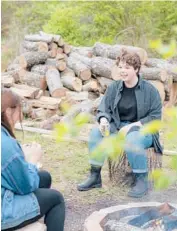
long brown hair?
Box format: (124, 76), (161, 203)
(1, 88), (22, 138)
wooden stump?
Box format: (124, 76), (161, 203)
(108, 148), (162, 183)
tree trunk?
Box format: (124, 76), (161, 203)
(20, 70), (47, 90)
(165, 82), (177, 107)
(25, 33), (53, 43)
(70, 53), (115, 79)
(57, 47), (64, 54)
(67, 56), (91, 81)
(93, 42), (148, 64)
(23, 41), (48, 52)
(71, 46), (93, 57)
(82, 79), (100, 92)
(65, 91), (89, 101)
(63, 44), (71, 54)
(61, 68), (75, 78)
(56, 60), (66, 71)
(1, 76), (14, 87)
(31, 64), (48, 75)
(148, 80), (165, 103)
(18, 52), (49, 68)
(48, 42), (58, 58)
(39, 31), (64, 46)
(11, 84), (40, 99)
(97, 77), (114, 93)
(56, 53), (66, 60)
(61, 76), (82, 92)
(40, 114), (61, 130)
(29, 96), (61, 110)
(140, 67), (168, 82)
(46, 67), (63, 97)
(145, 58), (177, 82)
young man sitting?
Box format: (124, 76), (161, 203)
(77, 50), (163, 198)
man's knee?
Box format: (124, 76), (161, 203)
(38, 170), (52, 188)
(50, 189), (65, 205)
(125, 131), (142, 153)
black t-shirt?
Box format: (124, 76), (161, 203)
(118, 82), (138, 122)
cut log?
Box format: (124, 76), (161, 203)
(1, 76), (14, 87)
(65, 91), (89, 102)
(70, 53), (115, 79)
(63, 44), (71, 54)
(39, 31), (64, 46)
(31, 64), (48, 75)
(67, 56), (91, 81)
(140, 67), (168, 82)
(22, 41), (48, 52)
(61, 76), (82, 92)
(48, 42), (58, 58)
(18, 52), (48, 68)
(148, 80), (165, 103)
(56, 53), (65, 60)
(46, 67), (63, 97)
(91, 57), (115, 79)
(20, 71), (47, 90)
(5, 66), (26, 82)
(165, 82), (177, 107)
(40, 114), (61, 130)
(60, 96), (103, 123)
(45, 58), (66, 71)
(25, 33), (53, 43)
(57, 47), (64, 54)
(56, 60), (66, 72)
(11, 84), (40, 99)
(30, 108), (57, 120)
(97, 77), (114, 93)
(7, 64), (22, 72)
(88, 92), (100, 100)
(29, 96), (61, 110)
(145, 58), (177, 82)
(35, 90), (44, 99)
(82, 79), (100, 92)
(71, 46), (93, 57)
(60, 68), (75, 78)
(60, 99), (92, 123)
(93, 42), (148, 64)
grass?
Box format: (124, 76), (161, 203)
(15, 118), (177, 205)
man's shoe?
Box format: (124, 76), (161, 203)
(77, 165), (102, 191)
(128, 173), (148, 198)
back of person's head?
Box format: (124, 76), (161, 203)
(116, 49), (141, 75)
(1, 88), (22, 138)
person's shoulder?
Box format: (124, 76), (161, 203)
(141, 79), (158, 92)
(108, 80), (122, 90)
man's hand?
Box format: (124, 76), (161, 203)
(119, 121), (142, 135)
(99, 117), (110, 136)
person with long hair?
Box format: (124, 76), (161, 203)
(1, 89), (65, 231)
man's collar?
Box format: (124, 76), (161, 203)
(119, 74), (142, 91)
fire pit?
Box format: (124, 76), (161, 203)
(84, 202), (177, 231)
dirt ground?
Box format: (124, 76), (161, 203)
(16, 130), (177, 231)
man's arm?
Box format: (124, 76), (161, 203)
(96, 84), (113, 123)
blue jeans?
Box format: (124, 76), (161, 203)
(88, 124), (153, 173)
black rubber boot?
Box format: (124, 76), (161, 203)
(77, 165), (102, 191)
(128, 173), (148, 198)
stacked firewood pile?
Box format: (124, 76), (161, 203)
(2, 31), (177, 130)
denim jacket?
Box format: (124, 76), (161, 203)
(1, 126), (40, 230)
(96, 78), (163, 154)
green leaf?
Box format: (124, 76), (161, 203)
(140, 120), (163, 135)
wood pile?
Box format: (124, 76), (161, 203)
(2, 32), (177, 130)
